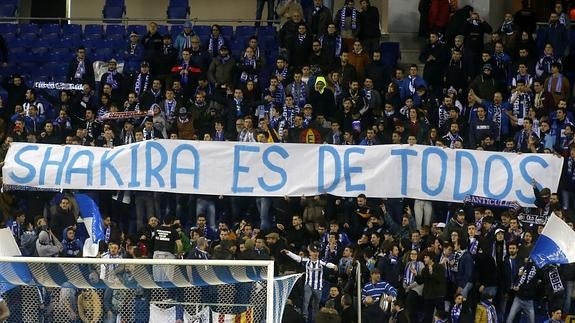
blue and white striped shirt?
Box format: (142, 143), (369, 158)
(285, 251), (336, 290)
(362, 280), (398, 303)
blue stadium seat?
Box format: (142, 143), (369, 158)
(43, 61), (60, 74)
(380, 42), (400, 67)
(126, 24), (146, 36)
(199, 35), (209, 47)
(106, 24), (126, 36)
(235, 26), (256, 38)
(264, 36), (278, 50)
(220, 25), (233, 38)
(0, 23), (17, 34)
(37, 37), (61, 48)
(194, 25), (211, 36)
(53, 75), (66, 82)
(35, 74), (51, 82)
(8, 47), (25, 61)
(84, 38), (106, 49)
(103, 6), (125, 23)
(62, 24), (82, 36)
(40, 23), (61, 35)
(10, 37), (29, 48)
(50, 48), (73, 61)
(105, 0), (125, 6)
(62, 35), (82, 48)
(3, 33), (15, 45)
(106, 35), (125, 49)
(167, 6), (189, 24)
(0, 5), (17, 17)
(39, 32), (60, 41)
(84, 32), (104, 40)
(19, 23), (40, 35)
(2, 62), (17, 76)
(257, 26), (277, 36)
(1, 0), (18, 6)
(170, 24), (183, 38)
(18, 62), (36, 74)
(29, 47), (50, 62)
(233, 36), (249, 48)
(157, 24), (169, 36)
(92, 48), (115, 61)
(169, 0), (189, 7)
(20, 32), (38, 44)
(123, 60), (141, 74)
(231, 42), (244, 59)
(84, 24), (105, 37)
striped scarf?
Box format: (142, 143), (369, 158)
(275, 67), (288, 81)
(569, 157), (575, 183)
(240, 56), (257, 83)
(324, 243), (338, 260)
(134, 73), (150, 97)
(403, 261), (423, 286)
(105, 70), (118, 89)
(208, 35), (225, 56)
(481, 300), (497, 323)
(450, 303), (462, 323)
(340, 7), (357, 31)
(547, 74), (563, 93)
(320, 34), (342, 57)
(468, 238), (479, 255)
(290, 82), (307, 107)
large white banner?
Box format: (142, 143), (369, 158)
(2, 141), (564, 206)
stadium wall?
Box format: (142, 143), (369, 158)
(69, 0), (389, 32)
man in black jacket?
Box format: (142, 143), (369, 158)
(310, 0), (332, 38)
(358, 0), (381, 54)
(67, 47), (95, 88)
(506, 259), (537, 323)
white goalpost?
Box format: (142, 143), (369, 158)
(0, 256), (301, 323)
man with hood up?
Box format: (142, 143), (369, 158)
(309, 76), (336, 120)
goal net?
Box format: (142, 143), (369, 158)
(0, 257), (302, 323)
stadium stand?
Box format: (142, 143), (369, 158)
(0, 1), (575, 323)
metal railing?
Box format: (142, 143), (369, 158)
(0, 15), (280, 25)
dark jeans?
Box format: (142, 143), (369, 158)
(255, 0), (275, 26)
(423, 297), (444, 323)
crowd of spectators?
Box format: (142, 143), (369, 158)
(0, 0), (575, 322)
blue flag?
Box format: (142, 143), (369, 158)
(530, 213), (575, 268)
(75, 194), (104, 256)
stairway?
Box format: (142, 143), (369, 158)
(382, 32), (426, 70)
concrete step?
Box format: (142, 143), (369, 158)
(382, 32), (425, 69)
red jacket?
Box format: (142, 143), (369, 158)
(428, 0), (450, 30)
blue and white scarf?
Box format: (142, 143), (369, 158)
(481, 300), (497, 323)
(547, 74), (564, 93)
(134, 73), (150, 97)
(451, 303), (462, 323)
(289, 82), (307, 107)
(403, 261), (423, 286)
(320, 34), (342, 57)
(208, 35), (225, 56)
(340, 7), (358, 31)
(240, 56), (258, 83)
(105, 70), (118, 89)
(568, 157), (575, 184)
